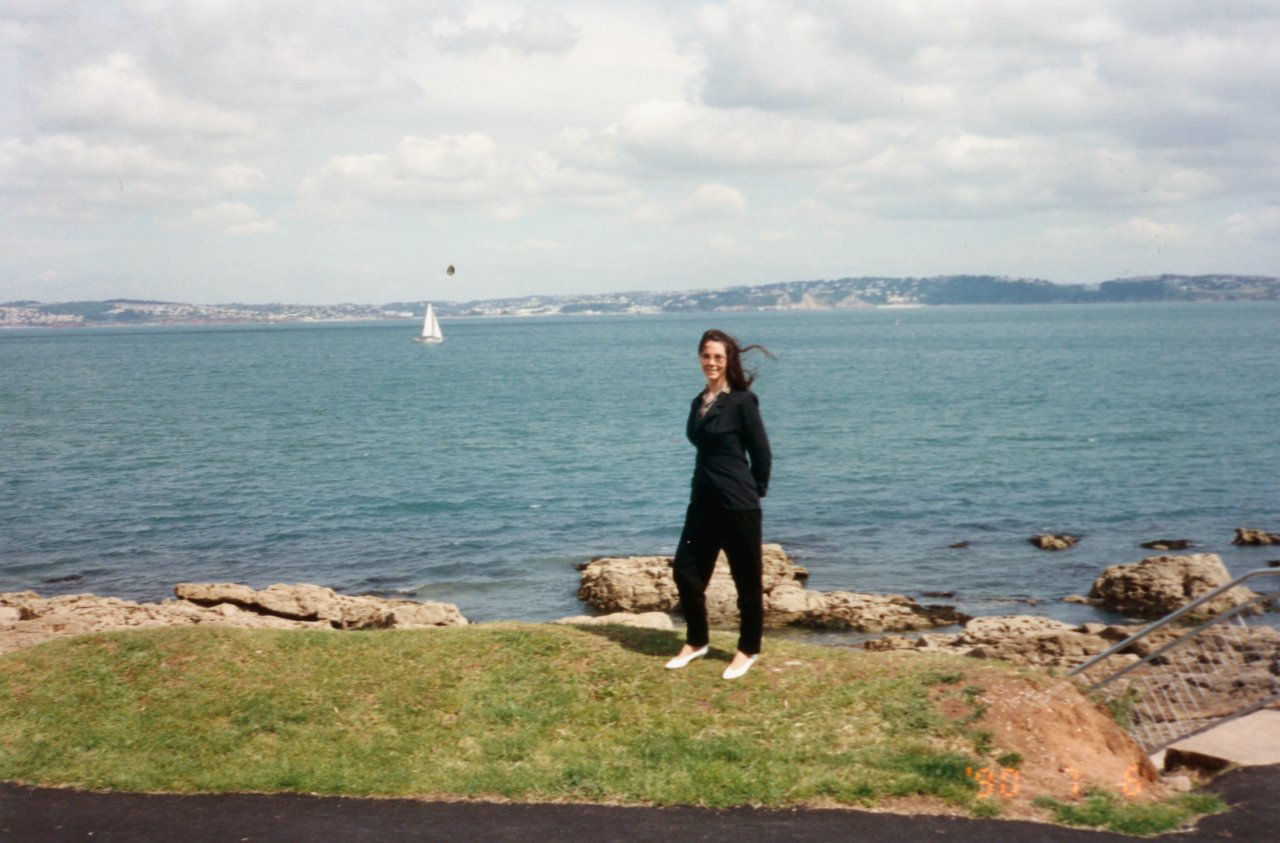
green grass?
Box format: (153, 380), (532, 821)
(1098, 686), (1142, 729)
(1034, 790), (1229, 836)
(0, 623), (1227, 827)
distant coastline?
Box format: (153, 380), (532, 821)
(3, 273), (1277, 329)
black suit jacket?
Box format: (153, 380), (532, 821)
(686, 388), (771, 510)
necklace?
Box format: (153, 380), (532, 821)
(699, 385), (725, 417)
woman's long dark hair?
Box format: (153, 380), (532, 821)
(699, 329), (774, 391)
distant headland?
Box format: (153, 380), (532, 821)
(4, 273), (1277, 328)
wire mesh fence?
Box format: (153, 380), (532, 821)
(1069, 569), (1280, 753)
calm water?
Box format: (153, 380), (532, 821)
(3, 304), (1278, 634)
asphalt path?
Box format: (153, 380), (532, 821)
(2, 765), (1276, 842)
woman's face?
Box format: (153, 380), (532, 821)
(700, 340), (728, 384)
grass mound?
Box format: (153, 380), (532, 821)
(0, 623), (1225, 830)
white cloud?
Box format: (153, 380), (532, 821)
(519, 150), (638, 208)
(398, 134), (497, 180)
(636, 182), (747, 224)
(0, 134), (201, 217)
(823, 131), (1220, 219)
(0, 134), (187, 185)
(437, 7), (581, 55)
(686, 0), (1280, 165)
(395, 5), (693, 144)
(688, 183), (747, 216)
(211, 162), (267, 193)
(0, 18), (37, 48)
(0, 134), (281, 224)
(502, 7), (581, 54)
(42, 53), (255, 135)
(613, 100), (871, 172)
(691, 1), (944, 116)
(1042, 216), (1196, 252)
(1224, 206), (1280, 242)
(1103, 217), (1195, 248)
(300, 132), (635, 214)
(171, 200), (277, 236)
(300, 134), (504, 208)
(708, 232), (748, 255)
(480, 238), (567, 254)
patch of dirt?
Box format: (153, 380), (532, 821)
(933, 671), (1168, 809)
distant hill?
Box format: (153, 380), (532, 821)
(4, 274), (1277, 327)
(413, 273), (1279, 317)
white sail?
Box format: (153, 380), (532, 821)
(415, 303), (444, 343)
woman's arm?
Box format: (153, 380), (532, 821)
(741, 392), (771, 498)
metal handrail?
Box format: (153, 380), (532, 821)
(1068, 567), (1280, 684)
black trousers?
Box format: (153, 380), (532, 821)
(672, 488), (763, 655)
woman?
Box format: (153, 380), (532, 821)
(665, 329), (772, 680)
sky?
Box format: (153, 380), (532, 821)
(2, 0), (1278, 305)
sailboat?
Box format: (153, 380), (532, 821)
(413, 303), (444, 344)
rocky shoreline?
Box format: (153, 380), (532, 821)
(3, 543), (1270, 670)
(576, 545), (1272, 668)
(0, 582), (468, 657)
(577, 543), (970, 632)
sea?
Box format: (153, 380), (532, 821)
(3, 303), (1278, 640)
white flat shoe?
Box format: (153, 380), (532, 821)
(722, 655), (757, 680)
(665, 645), (708, 669)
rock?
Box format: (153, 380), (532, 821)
(862, 635), (918, 652)
(553, 612), (674, 630)
(807, 591), (967, 632)
(387, 599), (468, 629)
(174, 582), (466, 629)
(578, 545), (967, 632)
(0, 585), (468, 657)
(0, 592), (42, 620)
(1029, 534), (1079, 550)
(863, 632), (963, 653)
(188, 582), (335, 621)
(1087, 554), (1258, 618)
(861, 614), (1147, 672)
(958, 615), (1117, 668)
(1063, 594), (1097, 605)
(915, 632), (963, 649)
(576, 554), (683, 615)
(960, 614), (1076, 642)
(332, 599), (395, 630)
(0, 592), (243, 657)
(863, 632), (964, 653)
(577, 544), (806, 622)
(1141, 539), (1192, 551)
(922, 591), (956, 599)
(174, 582), (259, 608)
(1233, 528), (1280, 546)
(764, 580), (830, 624)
